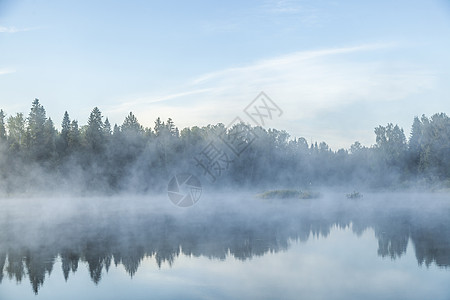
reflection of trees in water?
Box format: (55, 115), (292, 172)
(25, 249), (55, 294)
(0, 252), (5, 283)
(0, 197), (449, 293)
(61, 250), (79, 281)
(412, 226), (450, 268)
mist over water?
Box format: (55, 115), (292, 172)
(0, 192), (449, 299)
(1, 0), (450, 299)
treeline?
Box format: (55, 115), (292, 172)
(0, 99), (449, 194)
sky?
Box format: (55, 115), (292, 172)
(0, 0), (450, 149)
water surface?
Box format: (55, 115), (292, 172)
(0, 192), (449, 299)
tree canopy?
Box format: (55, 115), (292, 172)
(0, 99), (449, 194)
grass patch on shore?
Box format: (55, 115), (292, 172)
(256, 189), (321, 200)
(346, 191), (363, 199)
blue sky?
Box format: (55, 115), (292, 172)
(1, 0), (450, 148)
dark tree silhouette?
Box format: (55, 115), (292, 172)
(0, 99), (448, 194)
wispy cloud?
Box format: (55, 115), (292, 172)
(191, 43), (394, 85)
(263, 0), (304, 14)
(106, 88), (213, 115)
(0, 68), (16, 75)
(261, 0), (321, 26)
(202, 0), (320, 34)
(106, 43), (435, 149)
(0, 25), (36, 33)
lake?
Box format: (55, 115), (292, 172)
(0, 192), (449, 299)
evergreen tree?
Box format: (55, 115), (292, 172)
(26, 99), (48, 160)
(68, 120), (80, 151)
(154, 117), (164, 136)
(7, 113), (26, 152)
(409, 117), (422, 153)
(408, 116), (422, 174)
(58, 111), (71, 155)
(122, 112), (142, 133)
(85, 107), (104, 154)
(113, 124), (121, 136)
(419, 113), (450, 179)
(42, 118), (57, 161)
(103, 118), (112, 136)
(166, 118), (175, 135)
(0, 109), (6, 142)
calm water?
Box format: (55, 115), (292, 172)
(0, 192), (449, 299)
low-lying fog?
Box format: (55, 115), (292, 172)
(0, 191), (449, 296)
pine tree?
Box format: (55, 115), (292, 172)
(61, 112), (71, 138)
(122, 112), (142, 133)
(103, 118), (112, 136)
(85, 107), (104, 153)
(154, 117), (164, 136)
(408, 116), (422, 174)
(0, 109), (6, 142)
(113, 124), (121, 136)
(7, 113), (26, 152)
(166, 118), (175, 135)
(409, 117), (422, 153)
(68, 120), (80, 151)
(59, 111), (71, 155)
(43, 117), (57, 160)
(26, 99), (48, 160)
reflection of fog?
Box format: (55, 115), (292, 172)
(0, 193), (449, 294)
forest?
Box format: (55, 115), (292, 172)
(0, 98), (449, 194)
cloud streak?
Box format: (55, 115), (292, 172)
(0, 68), (16, 75)
(263, 0), (305, 14)
(261, 0), (321, 26)
(106, 43), (436, 149)
(0, 25), (36, 33)
(106, 88), (213, 115)
(190, 43), (394, 85)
